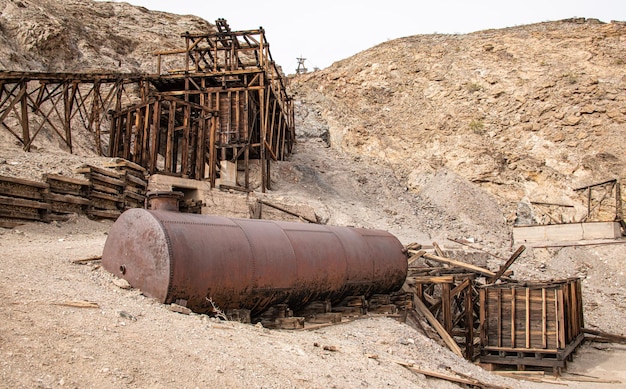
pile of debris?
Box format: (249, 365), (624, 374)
(401, 241), (606, 378)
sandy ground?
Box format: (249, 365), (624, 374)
(0, 214), (625, 388)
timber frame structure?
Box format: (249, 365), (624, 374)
(0, 19), (294, 192)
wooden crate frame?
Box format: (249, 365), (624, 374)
(479, 278), (584, 373)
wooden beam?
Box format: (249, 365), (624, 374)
(488, 245), (525, 284)
(422, 253), (497, 278)
(20, 82), (30, 150)
(404, 284), (464, 358)
(166, 101), (175, 172)
(257, 200), (318, 224)
(149, 99), (160, 174)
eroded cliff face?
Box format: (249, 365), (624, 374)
(292, 18), (626, 222)
(0, 0), (212, 72)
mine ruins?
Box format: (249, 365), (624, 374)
(0, 2), (625, 388)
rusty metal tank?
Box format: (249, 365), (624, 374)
(102, 208), (408, 315)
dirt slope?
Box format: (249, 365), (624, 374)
(291, 18), (626, 222)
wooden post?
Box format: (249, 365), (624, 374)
(259, 84), (266, 192)
(185, 35), (190, 73)
(511, 288), (516, 348)
(196, 80), (206, 180)
(554, 289), (559, 349)
(497, 288), (502, 348)
(63, 82), (78, 154)
(465, 286), (474, 360)
(525, 288), (531, 349)
(166, 101), (175, 173)
(479, 288), (486, 349)
(133, 106), (144, 163)
(244, 85), (250, 188)
(20, 81), (30, 151)
(182, 104), (190, 177)
(587, 188), (591, 220)
(108, 114), (117, 157)
(542, 288), (547, 348)
(149, 99), (160, 174)
(209, 115), (217, 186)
(91, 81), (102, 155)
(616, 179), (622, 220)
(557, 289), (565, 349)
(442, 283), (452, 333)
(141, 104), (150, 166)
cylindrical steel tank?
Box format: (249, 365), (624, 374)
(102, 208), (408, 315)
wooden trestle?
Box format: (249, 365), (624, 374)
(0, 71), (145, 155)
(0, 19), (294, 192)
(115, 19), (294, 191)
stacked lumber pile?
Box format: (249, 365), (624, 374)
(0, 160), (209, 226)
(44, 174), (90, 221)
(76, 165), (125, 220)
(246, 291), (413, 330)
(104, 158), (148, 210)
(179, 198), (204, 214)
(0, 175), (50, 226)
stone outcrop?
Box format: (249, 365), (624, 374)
(291, 18), (626, 221)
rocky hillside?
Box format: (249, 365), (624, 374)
(0, 0), (212, 72)
(1, 3), (626, 387)
(291, 18), (626, 223)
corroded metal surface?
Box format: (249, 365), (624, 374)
(102, 209), (407, 314)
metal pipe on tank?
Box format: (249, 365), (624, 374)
(145, 190), (184, 211)
(102, 208), (408, 315)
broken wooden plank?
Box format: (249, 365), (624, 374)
(123, 190), (146, 202)
(44, 173), (90, 187)
(488, 245), (525, 284)
(219, 183), (254, 193)
(44, 192), (90, 205)
(447, 237), (505, 261)
(87, 209), (121, 219)
(396, 361), (508, 388)
(90, 191), (123, 203)
(0, 174), (49, 188)
(87, 171), (126, 188)
(433, 241), (445, 257)
(103, 158), (147, 173)
(54, 300), (100, 309)
(583, 328), (626, 344)
(169, 303), (192, 315)
(404, 242), (422, 251)
(71, 255), (102, 264)
(0, 208), (43, 221)
(406, 275), (455, 284)
(75, 164), (123, 180)
(124, 172), (148, 187)
(403, 283), (464, 357)
(0, 220), (25, 229)
(407, 250), (425, 266)
(0, 195), (50, 209)
(258, 199), (318, 224)
(419, 252), (497, 278)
